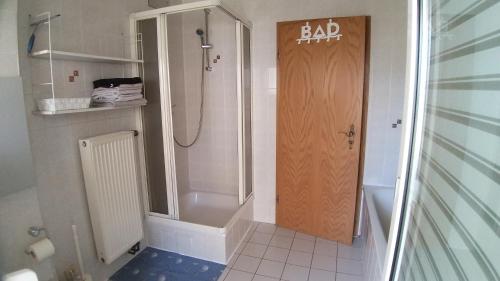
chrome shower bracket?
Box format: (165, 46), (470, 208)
(203, 8), (212, 71)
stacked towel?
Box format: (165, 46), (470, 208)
(93, 77), (142, 89)
(91, 77), (145, 106)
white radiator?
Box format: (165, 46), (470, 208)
(79, 131), (143, 264)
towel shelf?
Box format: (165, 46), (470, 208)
(33, 100), (147, 116)
(28, 12), (146, 118)
(30, 50), (144, 64)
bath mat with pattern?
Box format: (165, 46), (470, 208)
(109, 247), (225, 281)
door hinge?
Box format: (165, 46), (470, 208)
(276, 195), (279, 204)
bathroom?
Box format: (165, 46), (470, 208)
(0, 0), (498, 280)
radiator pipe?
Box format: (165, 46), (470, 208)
(72, 225), (92, 281)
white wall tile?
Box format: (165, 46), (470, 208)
(168, 8), (240, 196)
(0, 187), (56, 281)
(17, 0), (152, 280)
(0, 2), (55, 280)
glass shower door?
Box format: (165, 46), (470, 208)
(239, 22), (253, 203)
(137, 17), (172, 216)
(165, 7), (240, 223)
(391, 0), (500, 280)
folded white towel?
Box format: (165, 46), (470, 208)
(92, 98), (147, 107)
(91, 83), (143, 104)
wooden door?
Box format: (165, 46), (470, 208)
(276, 16), (367, 244)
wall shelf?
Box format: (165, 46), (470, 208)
(29, 12), (146, 117)
(30, 50), (144, 64)
(33, 100), (147, 116)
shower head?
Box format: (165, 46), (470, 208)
(195, 28), (212, 49)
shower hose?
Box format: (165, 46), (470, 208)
(174, 49), (206, 148)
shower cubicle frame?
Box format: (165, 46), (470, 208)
(129, 0), (253, 220)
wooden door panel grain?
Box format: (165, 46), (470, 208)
(276, 16), (367, 244)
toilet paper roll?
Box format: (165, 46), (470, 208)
(27, 238), (55, 262)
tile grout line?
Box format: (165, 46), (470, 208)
(336, 239), (339, 279)
(223, 223), (257, 281)
(227, 224), (356, 281)
(252, 223), (272, 280)
(306, 236), (317, 281)
(280, 227), (296, 281)
(249, 224), (261, 280)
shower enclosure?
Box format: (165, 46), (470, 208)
(130, 1), (253, 264)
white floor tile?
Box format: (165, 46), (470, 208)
(337, 258), (363, 276)
(291, 238), (315, 253)
(242, 242), (267, 258)
(275, 227), (295, 238)
(237, 242), (248, 254)
(282, 264), (310, 281)
(250, 232), (273, 245)
(256, 223), (277, 234)
(224, 269), (254, 281)
(338, 244), (363, 261)
(263, 246), (289, 262)
(218, 267), (230, 281)
(252, 275), (279, 281)
(308, 268), (336, 281)
(244, 231), (252, 242)
(228, 254), (239, 267)
(245, 228), (256, 241)
(270, 235), (293, 249)
(233, 255), (261, 273)
(316, 238), (337, 246)
(314, 239), (338, 257)
(222, 223), (354, 281)
(311, 254), (337, 272)
(351, 237), (364, 248)
(336, 273), (363, 281)
(295, 232), (315, 241)
(256, 260), (285, 279)
(287, 251), (313, 267)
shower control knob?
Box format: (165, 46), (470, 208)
(216, 55), (221, 59)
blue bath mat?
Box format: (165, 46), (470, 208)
(110, 247), (226, 281)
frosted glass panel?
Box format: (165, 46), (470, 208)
(394, 0), (500, 280)
(138, 18), (169, 215)
(166, 7), (239, 224)
(243, 25), (253, 199)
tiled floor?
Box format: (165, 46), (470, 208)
(219, 223), (365, 281)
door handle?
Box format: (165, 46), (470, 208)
(338, 124), (355, 149)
